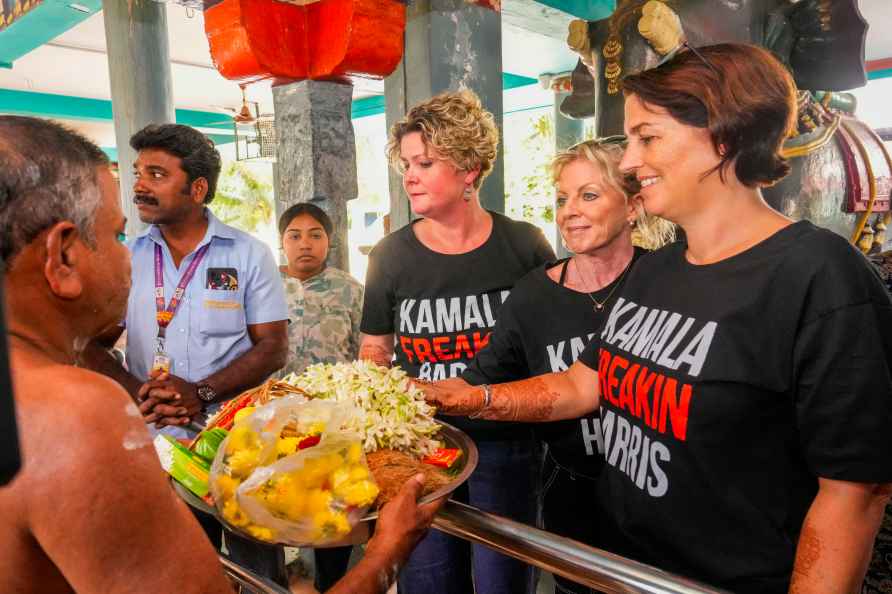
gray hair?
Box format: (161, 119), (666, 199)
(0, 116), (109, 270)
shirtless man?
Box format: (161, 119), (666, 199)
(0, 116), (440, 594)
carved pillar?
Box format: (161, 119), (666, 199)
(273, 80), (357, 272)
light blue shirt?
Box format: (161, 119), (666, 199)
(124, 209), (288, 387)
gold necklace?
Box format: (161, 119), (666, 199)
(575, 256), (632, 312)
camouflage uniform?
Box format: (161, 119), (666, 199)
(280, 267), (364, 377)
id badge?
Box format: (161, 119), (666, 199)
(152, 351), (172, 374)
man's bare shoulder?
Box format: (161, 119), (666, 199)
(8, 358), (234, 593)
(12, 360), (153, 499)
(16, 362), (144, 454)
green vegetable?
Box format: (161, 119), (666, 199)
(153, 435), (211, 497)
(193, 427), (229, 462)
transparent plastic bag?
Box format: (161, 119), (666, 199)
(209, 397), (379, 545)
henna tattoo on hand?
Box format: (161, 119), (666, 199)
(479, 377), (557, 422)
(422, 382), (483, 415)
(359, 344), (392, 368)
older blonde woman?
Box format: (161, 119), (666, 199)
(438, 138), (673, 594)
(359, 90), (555, 594)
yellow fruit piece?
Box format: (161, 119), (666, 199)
(276, 436), (300, 458)
(305, 487), (334, 516)
(297, 454), (342, 488)
(335, 479), (380, 507)
(311, 510), (352, 540)
(246, 525), (276, 542)
(346, 442), (363, 464)
(227, 425), (260, 453)
(233, 406), (256, 425)
(348, 465), (369, 482)
(227, 448), (260, 478)
(222, 498), (249, 528)
(215, 475), (241, 500)
(330, 467), (351, 490)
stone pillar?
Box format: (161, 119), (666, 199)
(102, 0), (175, 238)
(273, 80), (357, 272)
(384, 0), (505, 231)
(553, 85), (584, 259)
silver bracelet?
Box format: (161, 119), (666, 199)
(469, 384), (492, 419)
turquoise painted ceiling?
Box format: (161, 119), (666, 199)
(0, 0), (889, 144)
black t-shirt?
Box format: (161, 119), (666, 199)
(361, 211), (555, 439)
(577, 221), (892, 593)
(462, 248), (646, 476)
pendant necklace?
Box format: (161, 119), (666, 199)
(576, 256), (632, 312)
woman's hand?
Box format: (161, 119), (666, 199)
(420, 362), (599, 423)
(414, 377), (483, 416)
(358, 333), (394, 368)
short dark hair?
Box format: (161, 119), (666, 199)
(278, 200), (334, 238)
(130, 124), (222, 203)
(621, 43), (797, 188)
(0, 116), (110, 269)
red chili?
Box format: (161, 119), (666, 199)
(298, 434), (322, 450)
(422, 448), (462, 468)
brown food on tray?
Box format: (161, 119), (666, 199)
(366, 448), (451, 506)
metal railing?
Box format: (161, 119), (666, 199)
(219, 555), (291, 594)
(433, 500), (728, 594)
(218, 501), (727, 594)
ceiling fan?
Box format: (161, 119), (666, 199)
(211, 84), (260, 125)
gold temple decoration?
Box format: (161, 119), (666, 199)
(567, 19), (595, 68)
(858, 224), (876, 253)
(602, 31), (624, 94)
(873, 214), (890, 253)
(602, 0), (678, 95)
(638, 0), (684, 55)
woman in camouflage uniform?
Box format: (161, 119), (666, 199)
(278, 200), (364, 589)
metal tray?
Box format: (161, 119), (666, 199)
(171, 420), (478, 544)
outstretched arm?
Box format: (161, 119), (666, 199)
(327, 475), (444, 594)
(422, 359), (599, 422)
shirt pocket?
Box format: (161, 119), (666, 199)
(199, 289), (247, 337)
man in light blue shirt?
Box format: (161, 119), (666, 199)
(123, 208), (287, 425)
(84, 124), (287, 438)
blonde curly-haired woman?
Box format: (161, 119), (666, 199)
(359, 89), (555, 594)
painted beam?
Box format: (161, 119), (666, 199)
(503, 72), (537, 89)
(0, 72), (538, 127)
(0, 88), (235, 130)
(351, 94), (385, 119)
(533, 0), (614, 20)
(0, 0), (102, 65)
(867, 58), (892, 81)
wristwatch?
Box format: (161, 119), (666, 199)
(196, 382), (218, 404)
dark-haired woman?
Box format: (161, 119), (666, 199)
(278, 201), (363, 590)
(421, 43), (892, 593)
(435, 138), (674, 594)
